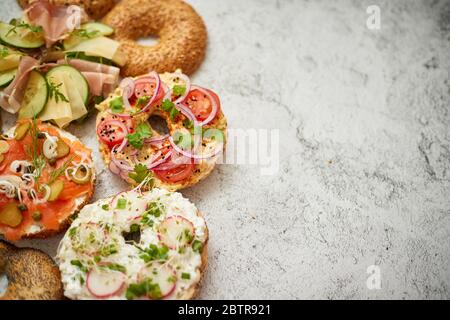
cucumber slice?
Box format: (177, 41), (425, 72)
(0, 68), (17, 87)
(0, 22), (45, 49)
(82, 22), (114, 36)
(63, 22), (114, 50)
(46, 65), (89, 104)
(18, 71), (48, 119)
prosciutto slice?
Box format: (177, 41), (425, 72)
(0, 56), (39, 113)
(25, 0), (87, 47)
(64, 59), (120, 79)
(58, 58), (120, 96)
(81, 72), (117, 96)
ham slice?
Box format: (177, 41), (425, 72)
(57, 58), (120, 96)
(0, 56), (38, 113)
(81, 72), (117, 97)
(25, 0), (87, 47)
(64, 59), (120, 79)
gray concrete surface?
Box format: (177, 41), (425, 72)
(1, 0), (449, 299)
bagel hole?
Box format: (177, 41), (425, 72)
(122, 224), (141, 244)
(137, 35), (159, 47)
(148, 115), (169, 135)
(0, 273), (7, 298)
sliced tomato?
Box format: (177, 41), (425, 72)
(153, 155), (194, 184)
(97, 119), (128, 148)
(183, 88), (221, 122)
(133, 77), (165, 107)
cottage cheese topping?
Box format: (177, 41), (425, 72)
(57, 188), (207, 300)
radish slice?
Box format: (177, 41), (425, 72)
(111, 189), (147, 214)
(87, 268), (126, 299)
(138, 262), (176, 299)
(158, 215), (195, 249)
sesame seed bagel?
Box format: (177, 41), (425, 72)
(56, 188), (208, 300)
(102, 0), (207, 77)
(18, 0), (116, 19)
(95, 71), (227, 192)
(0, 240), (64, 300)
(0, 121), (96, 241)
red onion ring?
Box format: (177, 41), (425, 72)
(175, 102), (198, 125)
(144, 134), (170, 145)
(106, 78), (135, 118)
(169, 136), (223, 160)
(152, 152), (192, 170)
(140, 150), (173, 169)
(111, 147), (134, 172)
(109, 161), (121, 175)
(190, 85), (219, 126)
(172, 72), (191, 104)
(162, 82), (171, 101)
(134, 71), (161, 115)
(120, 77), (135, 99)
(105, 121), (133, 172)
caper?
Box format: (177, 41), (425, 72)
(32, 211), (42, 221)
(17, 203), (28, 212)
(37, 132), (46, 139)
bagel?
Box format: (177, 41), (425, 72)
(102, 0), (207, 77)
(0, 120), (96, 241)
(56, 188), (208, 300)
(95, 70), (226, 191)
(0, 240), (64, 300)
(18, 0), (116, 19)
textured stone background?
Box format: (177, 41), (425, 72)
(1, 0), (449, 299)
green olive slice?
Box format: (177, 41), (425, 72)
(68, 165), (92, 184)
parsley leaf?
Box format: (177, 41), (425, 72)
(126, 132), (144, 149)
(109, 97), (124, 113)
(126, 122), (152, 149)
(129, 163), (153, 184)
(136, 95), (150, 107)
(136, 122), (152, 137)
(101, 204), (109, 210)
(126, 132), (143, 149)
(172, 85), (186, 96)
(161, 99), (179, 120)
